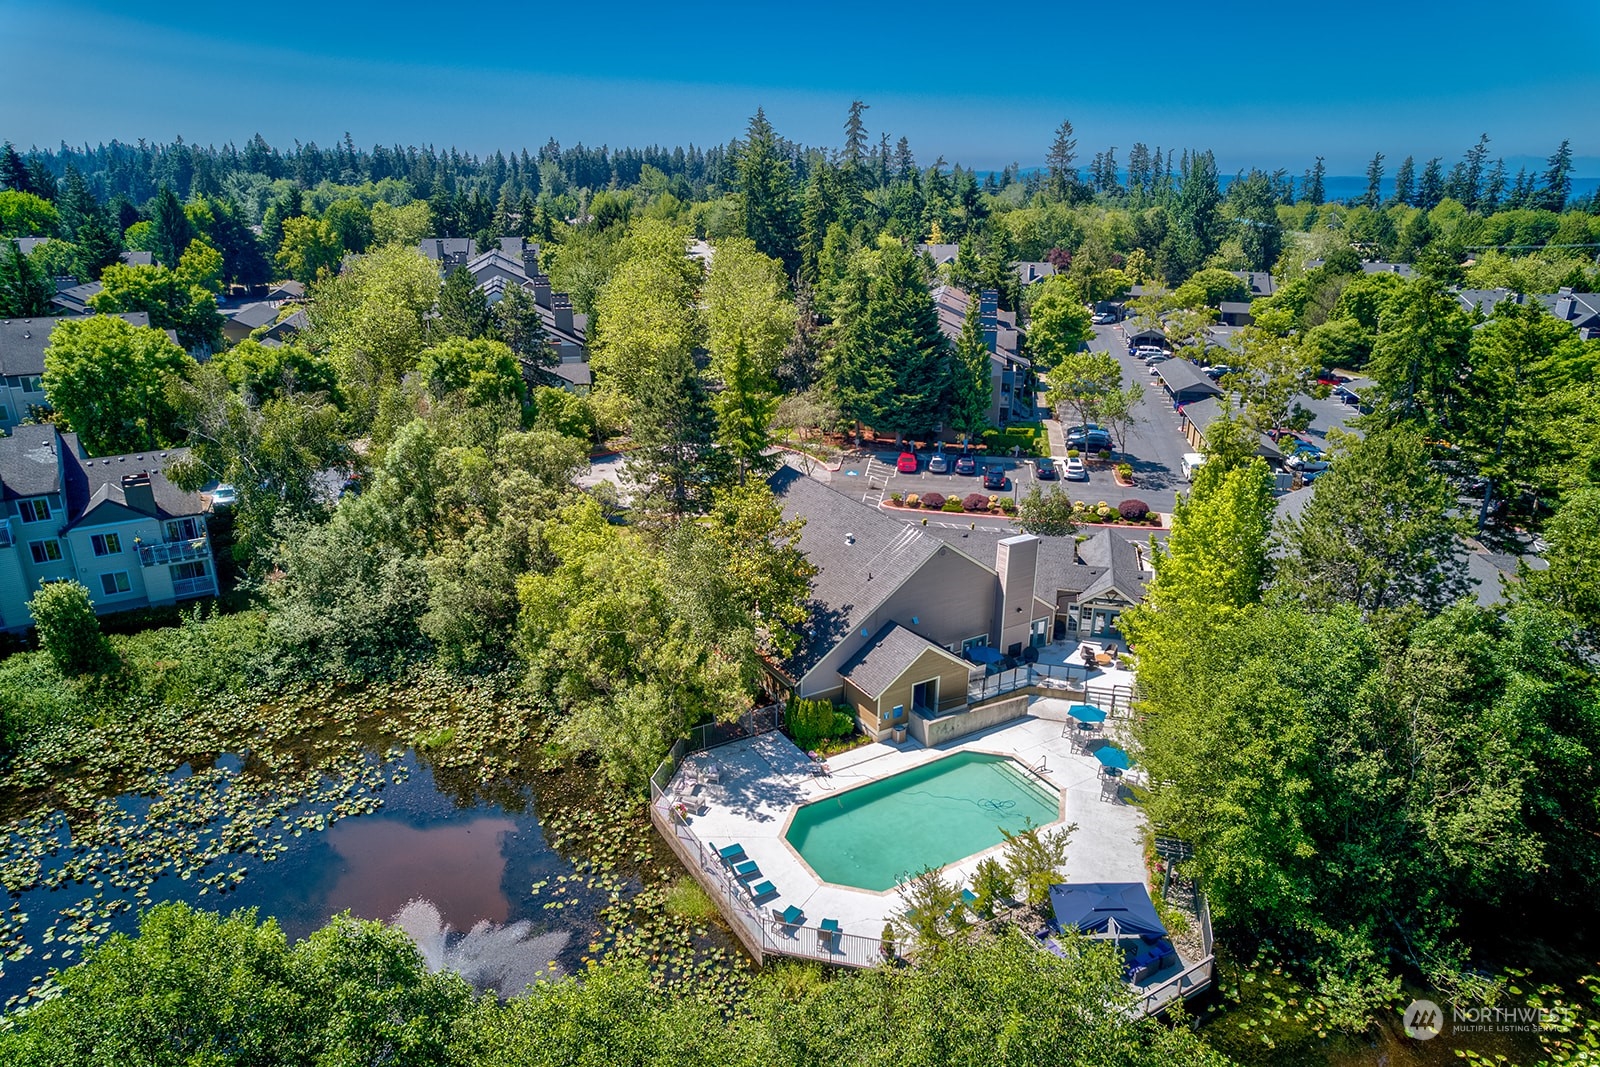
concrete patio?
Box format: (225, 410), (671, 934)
(656, 700), (1147, 944)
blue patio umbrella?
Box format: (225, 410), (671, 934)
(1095, 746), (1132, 771)
(1068, 704), (1107, 723)
(966, 645), (1005, 665)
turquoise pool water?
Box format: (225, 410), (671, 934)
(784, 752), (1060, 892)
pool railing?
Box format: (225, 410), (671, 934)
(647, 779), (893, 970)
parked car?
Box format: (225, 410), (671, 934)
(954, 453), (977, 476)
(1135, 345), (1167, 358)
(1062, 457), (1088, 481)
(210, 484), (238, 509)
(896, 451), (918, 473)
(1034, 457), (1058, 480)
(1286, 452), (1331, 473)
(1203, 364), (1232, 380)
(927, 451), (951, 473)
(1065, 424), (1109, 446)
(982, 466), (1007, 490)
(1147, 359), (1169, 374)
(1091, 311), (1117, 325)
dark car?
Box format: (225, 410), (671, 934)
(954, 453), (978, 476)
(1034, 457), (1058, 480)
(1065, 424), (1110, 447)
(982, 466), (1007, 490)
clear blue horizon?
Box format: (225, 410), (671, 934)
(3, 0), (1596, 177)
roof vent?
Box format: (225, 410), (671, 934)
(844, 532), (855, 545)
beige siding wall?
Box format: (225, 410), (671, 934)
(800, 546), (996, 697)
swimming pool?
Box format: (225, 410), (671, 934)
(784, 752), (1061, 892)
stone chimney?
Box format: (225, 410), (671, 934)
(530, 273), (553, 309)
(993, 533), (1039, 657)
(979, 288), (999, 352)
(121, 472), (156, 515)
(552, 292), (575, 335)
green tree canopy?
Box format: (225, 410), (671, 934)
(42, 315), (196, 454)
(1273, 427), (1470, 615)
(27, 580), (116, 677)
(1025, 272), (1093, 371)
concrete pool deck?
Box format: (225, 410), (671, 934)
(657, 700), (1147, 942)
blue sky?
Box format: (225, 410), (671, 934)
(2, 0), (1595, 174)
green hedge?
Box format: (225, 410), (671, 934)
(981, 421), (1048, 458)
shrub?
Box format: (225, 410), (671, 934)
(1097, 449), (1111, 461)
(920, 491), (945, 510)
(941, 497), (964, 512)
(788, 696), (846, 750)
(1118, 499), (1150, 521)
(999, 498), (1017, 514)
(904, 493), (920, 508)
(1116, 463), (1133, 479)
(28, 580), (117, 677)
(890, 492), (903, 504)
(1066, 448), (1081, 458)
(963, 492), (990, 512)
(1096, 503), (1114, 519)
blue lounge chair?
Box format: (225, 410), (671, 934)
(733, 859), (760, 880)
(717, 842), (746, 864)
(961, 888), (978, 908)
(775, 904), (804, 935)
(749, 880), (777, 901)
(818, 917), (840, 951)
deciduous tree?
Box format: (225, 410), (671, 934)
(42, 315), (196, 454)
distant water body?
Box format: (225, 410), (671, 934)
(981, 169), (1600, 203)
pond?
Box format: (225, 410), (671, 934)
(1, 737), (742, 1013)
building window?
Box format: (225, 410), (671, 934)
(0, 405), (9, 422)
(171, 560), (209, 581)
(20, 376), (42, 394)
(166, 518), (201, 541)
(91, 532), (123, 556)
(961, 635), (989, 653)
(29, 539), (62, 564)
(18, 497), (51, 523)
(99, 571), (132, 595)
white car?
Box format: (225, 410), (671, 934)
(210, 484), (238, 509)
(1062, 457), (1089, 481)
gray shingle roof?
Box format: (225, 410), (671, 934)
(769, 466), (947, 680)
(0, 423), (64, 498)
(1180, 397), (1283, 460)
(63, 436), (203, 524)
(839, 622), (950, 699)
(1155, 360), (1223, 401)
(0, 313), (154, 376)
(229, 302), (282, 330)
(922, 525), (1163, 608)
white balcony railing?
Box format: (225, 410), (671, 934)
(138, 536), (209, 567)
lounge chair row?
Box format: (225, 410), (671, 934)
(711, 841), (843, 951)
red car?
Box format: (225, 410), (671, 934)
(896, 451), (918, 473)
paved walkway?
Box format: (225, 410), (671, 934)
(1043, 416), (1066, 459)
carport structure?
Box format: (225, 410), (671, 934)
(1153, 361), (1223, 407)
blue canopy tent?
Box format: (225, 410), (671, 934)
(1048, 882), (1167, 941)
